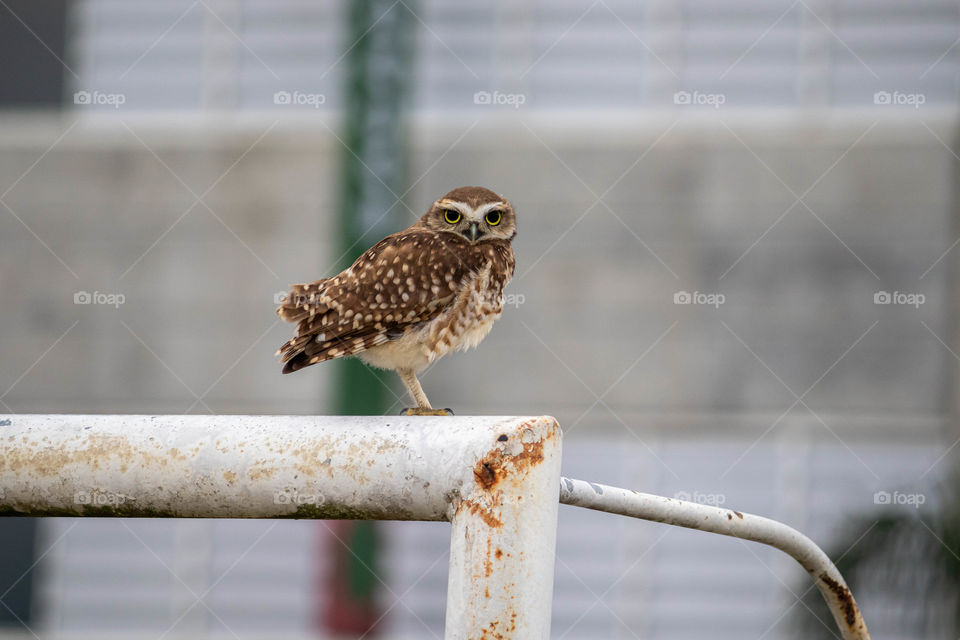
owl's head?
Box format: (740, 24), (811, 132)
(419, 186), (516, 244)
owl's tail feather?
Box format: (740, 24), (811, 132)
(276, 281), (330, 322)
(281, 351), (312, 374)
(278, 337), (351, 374)
(275, 333), (313, 361)
(278, 328), (397, 374)
(277, 333), (335, 374)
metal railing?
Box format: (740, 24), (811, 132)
(0, 414), (869, 639)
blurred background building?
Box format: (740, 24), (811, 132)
(1, 0), (959, 638)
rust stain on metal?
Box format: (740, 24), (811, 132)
(480, 540), (507, 579)
(459, 499), (503, 529)
(820, 573), (858, 629)
(475, 461), (497, 489)
(288, 437), (399, 481)
(472, 431), (548, 492)
(479, 620), (503, 639)
(248, 466), (277, 480)
(478, 607), (517, 639)
(463, 427), (554, 533)
(0, 433), (178, 476)
(484, 539), (494, 577)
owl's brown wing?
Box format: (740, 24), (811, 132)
(275, 230), (474, 373)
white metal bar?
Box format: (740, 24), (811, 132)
(559, 476), (870, 640)
(0, 414), (562, 640)
(0, 414), (869, 639)
(445, 417), (562, 640)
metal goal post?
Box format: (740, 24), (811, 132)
(0, 414), (869, 639)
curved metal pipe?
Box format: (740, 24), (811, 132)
(559, 476), (870, 640)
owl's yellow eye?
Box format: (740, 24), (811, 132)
(485, 211), (502, 226)
(443, 209), (461, 225)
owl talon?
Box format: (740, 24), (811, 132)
(400, 408), (455, 416)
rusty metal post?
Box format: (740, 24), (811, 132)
(445, 417), (562, 640)
(0, 414), (561, 638)
(559, 477), (871, 640)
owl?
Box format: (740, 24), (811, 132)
(276, 186), (517, 415)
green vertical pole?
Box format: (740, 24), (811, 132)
(333, 0), (415, 416)
(321, 0), (415, 635)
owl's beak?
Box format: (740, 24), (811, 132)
(467, 222), (483, 242)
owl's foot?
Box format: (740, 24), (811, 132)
(399, 407), (455, 416)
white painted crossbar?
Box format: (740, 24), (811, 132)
(0, 414), (870, 639)
(0, 414), (562, 640)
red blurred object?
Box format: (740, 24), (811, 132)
(318, 520), (382, 636)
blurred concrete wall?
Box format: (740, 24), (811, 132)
(2, 111), (957, 639)
(1, 112), (955, 434)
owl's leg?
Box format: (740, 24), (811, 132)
(397, 369), (453, 416)
(398, 368), (431, 408)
